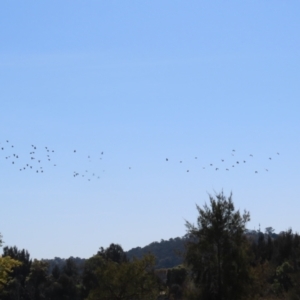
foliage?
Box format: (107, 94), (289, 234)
(185, 191), (251, 300)
(44, 257), (82, 300)
(84, 244), (160, 300)
(0, 256), (22, 291)
(1, 246), (32, 300)
(25, 259), (49, 300)
(272, 261), (293, 295)
(166, 266), (187, 299)
(98, 243), (128, 264)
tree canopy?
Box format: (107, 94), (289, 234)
(84, 244), (160, 300)
(185, 191), (251, 300)
(0, 256), (22, 292)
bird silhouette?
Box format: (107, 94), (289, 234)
(1, 139), (280, 181)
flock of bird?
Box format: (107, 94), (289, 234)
(1, 140), (56, 173)
(165, 149), (280, 174)
(0, 140), (105, 182)
(1, 140), (280, 182)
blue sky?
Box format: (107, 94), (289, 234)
(1, 1), (299, 259)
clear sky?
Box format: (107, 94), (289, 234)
(0, 1), (299, 259)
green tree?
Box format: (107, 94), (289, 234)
(98, 243), (128, 264)
(185, 191), (251, 300)
(0, 256), (22, 292)
(83, 244), (160, 300)
(25, 259), (49, 300)
(272, 261), (293, 295)
(1, 246), (32, 300)
(166, 266), (187, 299)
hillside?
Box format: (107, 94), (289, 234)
(126, 236), (187, 269)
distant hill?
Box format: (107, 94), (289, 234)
(43, 230), (278, 271)
(42, 236), (187, 272)
(126, 236), (187, 269)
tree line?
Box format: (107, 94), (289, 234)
(1, 191), (300, 299)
